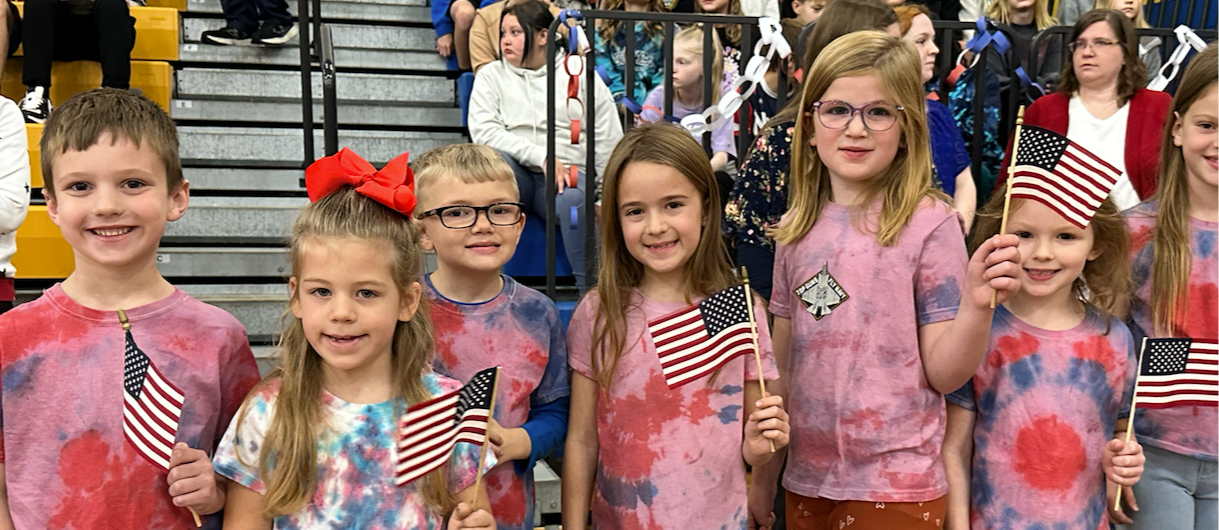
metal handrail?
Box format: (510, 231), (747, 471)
(296, 0), (335, 167)
(320, 25), (339, 157)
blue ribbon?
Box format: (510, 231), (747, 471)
(557, 9), (583, 55)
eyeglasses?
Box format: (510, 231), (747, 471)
(1068, 39), (1120, 53)
(809, 101), (904, 132)
(417, 202), (525, 229)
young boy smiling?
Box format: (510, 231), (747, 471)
(412, 144), (570, 530)
(0, 88), (261, 529)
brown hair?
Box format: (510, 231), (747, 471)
(40, 88), (182, 199)
(1147, 43), (1218, 336)
(695, 0), (744, 46)
(766, 18), (807, 74)
(1058, 9), (1146, 107)
(894, 2), (931, 36)
(236, 187), (452, 517)
(598, 0), (666, 42)
(969, 194), (1132, 322)
(591, 123), (737, 388)
(411, 143), (518, 208)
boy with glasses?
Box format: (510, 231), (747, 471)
(412, 143), (570, 530)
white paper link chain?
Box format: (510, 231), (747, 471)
(1148, 25), (1207, 92)
(681, 17), (790, 136)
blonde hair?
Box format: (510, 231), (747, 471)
(237, 187), (452, 517)
(986, 0), (1057, 30)
(674, 25), (725, 107)
(1091, 0), (1148, 27)
(1148, 43), (1218, 336)
(411, 143), (518, 206)
(695, 0), (743, 45)
(591, 123), (737, 389)
(773, 31), (943, 247)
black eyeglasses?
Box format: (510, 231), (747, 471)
(417, 202), (525, 229)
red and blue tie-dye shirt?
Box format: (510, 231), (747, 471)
(567, 289), (778, 530)
(425, 274), (570, 530)
(947, 306), (1136, 530)
(1126, 201), (1218, 460)
(0, 284), (261, 529)
(770, 199), (967, 503)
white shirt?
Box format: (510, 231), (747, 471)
(1067, 95), (1139, 211)
(0, 99), (30, 280)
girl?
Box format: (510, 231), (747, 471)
(1092, 0), (1161, 82)
(213, 154), (495, 529)
(983, 0), (1063, 87)
(595, 0), (667, 105)
(562, 123), (791, 530)
(942, 194), (1145, 529)
(751, 31), (1021, 529)
(1121, 43), (1218, 530)
(696, 0), (745, 102)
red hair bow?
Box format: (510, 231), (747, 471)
(304, 147), (417, 216)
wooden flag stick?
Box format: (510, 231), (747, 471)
(1115, 337), (1148, 512)
(741, 267), (776, 453)
(473, 367), (501, 510)
(992, 106), (1026, 309)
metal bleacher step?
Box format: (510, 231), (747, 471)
(163, 196), (306, 243)
(157, 247), (290, 277)
(173, 99), (463, 127)
(183, 167), (303, 192)
(183, 19), (436, 51)
(178, 43), (447, 71)
(184, 0), (429, 24)
(178, 283), (289, 342)
(179, 126), (465, 167)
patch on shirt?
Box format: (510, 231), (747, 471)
(794, 262), (848, 320)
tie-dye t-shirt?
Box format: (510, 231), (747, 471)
(1126, 201), (1218, 460)
(770, 199), (966, 503)
(0, 284), (261, 530)
(567, 289), (778, 530)
(947, 306), (1136, 530)
(213, 374), (482, 529)
(426, 274), (570, 530)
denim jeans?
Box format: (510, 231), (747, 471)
(1120, 444), (1218, 530)
(497, 151), (588, 292)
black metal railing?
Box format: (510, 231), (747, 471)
(1031, 25), (1217, 80)
(297, 0), (340, 167)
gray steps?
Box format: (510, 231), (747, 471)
(183, 19), (437, 52)
(172, 99), (462, 127)
(183, 167), (303, 192)
(185, 0), (430, 23)
(165, 196), (306, 242)
(176, 68), (454, 104)
(180, 283), (289, 341)
(179, 126), (465, 167)
(179, 42), (447, 70)
(156, 247), (291, 277)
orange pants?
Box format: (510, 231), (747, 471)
(785, 491), (947, 530)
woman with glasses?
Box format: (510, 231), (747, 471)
(995, 8), (1171, 211)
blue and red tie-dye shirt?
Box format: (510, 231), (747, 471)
(1126, 201), (1218, 460)
(567, 289), (778, 530)
(0, 284), (261, 529)
(947, 306), (1136, 530)
(425, 274), (570, 530)
(769, 199), (967, 503)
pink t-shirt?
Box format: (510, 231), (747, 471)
(1127, 201), (1218, 460)
(770, 199), (967, 502)
(0, 284), (261, 529)
(567, 288), (778, 529)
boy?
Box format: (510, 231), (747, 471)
(412, 143), (570, 530)
(0, 89), (261, 528)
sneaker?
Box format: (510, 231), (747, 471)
(251, 22), (298, 46)
(201, 27), (253, 46)
(19, 87), (51, 124)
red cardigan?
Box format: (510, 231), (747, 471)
(996, 89), (1173, 200)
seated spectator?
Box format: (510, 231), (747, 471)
(896, 3), (976, 228)
(435, 0), (497, 70)
(468, 0), (561, 73)
(748, 18), (803, 139)
(18, 0), (135, 123)
(595, 0), (666, 105)
(0, 97), (27, 314)
(1094, 0), (1161, 82)
(697, 0), (745, 97)
(199, 0), (297, 46)
(468, 0), (623, 291)
(789, 0), (829, 24)
(1, 1), (19, 84)
(997, 8), (1171, 210)
(984, 0), (1063, 88)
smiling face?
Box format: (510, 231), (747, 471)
(290, 236), (421, 379)
(417, 174), (524, 277)
(1174, 84), (1219, 192)
(617, 161), (705, 288)
(1006, 200), (1101, 306)
(1072, 21), (1125, 89)
(46, 133), (188, 275)
(903, 14), (939, 83)
(809, 74), (904, 200)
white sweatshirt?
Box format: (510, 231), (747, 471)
(0, 99), (30, 280)
(468, 53), (624, 182)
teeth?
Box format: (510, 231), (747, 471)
(92, 227), (132, 237)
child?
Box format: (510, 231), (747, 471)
(0, 88), (262, 528)
(750, 31), (1022, 528)
(942, 194), (1145, 529)
(562, 123), (790, 530)
(213, 150), (495, 528)
(412, 143), (570, 530)
(200, 0), (297, 46)
(747, 18), (803, 140)
(1121, 43), (1218, 530)
(696, 0), (744, 96)
(595, 0), (667, 105)
(789, 0), (828, 24)
(1091, 0), (1160, 82)
(0, 97), (28, 314)
(467, 0), (562, 74)
(982, 0), (1063, 87)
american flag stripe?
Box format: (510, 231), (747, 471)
(122, 329), (185, 473)
(1015, 162), (1110, 207)
(1010, 179), (1095, 228)
(395, 367), (497, 487)
(660, 326), (754, 375)
(1008, 126), (1123, 229)
(123, 420), (171, 468)
(647, 286), (757, 389)
(1137, 340), (1219, 409)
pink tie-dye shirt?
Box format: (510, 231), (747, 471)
(567, 289), (778, 530)
(770, 199), (966, 503)
(948, 306), (1136, 529)
(1126, 201), (1218, 460)
(0, 284), (261, 530)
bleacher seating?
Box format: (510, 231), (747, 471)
(11, 4), (182, 61)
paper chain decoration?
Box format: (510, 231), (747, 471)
(1148, 25), (1207, 92)
(681, 17), (791, 137)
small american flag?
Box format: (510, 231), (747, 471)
(1009, 125), (1123, 229)
(121, 316), (185, 471)
(395, 367), (497, 486)
(1136, 338), (1219, 409)
(648, 285), (756, 389)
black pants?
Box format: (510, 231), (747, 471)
(221, 0), (291, 35)
(21, 0), (135, 89)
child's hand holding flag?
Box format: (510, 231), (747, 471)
(167, 442), (227, 515)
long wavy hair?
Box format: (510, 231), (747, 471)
(986, 0), (1057, 30)
(590, 123), (737, 389)
(1147, 43), (1218, 336)
(236, 187), (451, 517)
(1057, 9), (1146, 107)
(773, 31), (943, 247)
